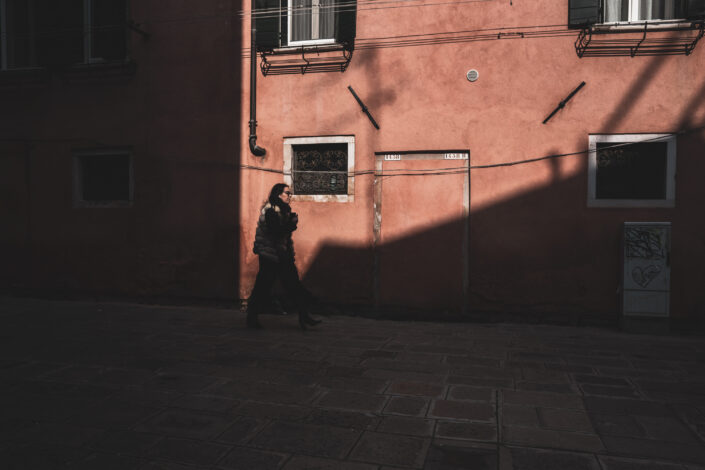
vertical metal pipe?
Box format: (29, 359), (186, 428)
(249, 26), (266, 156)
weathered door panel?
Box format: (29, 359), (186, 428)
(375, 154), (468, 312)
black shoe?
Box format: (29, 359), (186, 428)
(299, 311), (321, 329)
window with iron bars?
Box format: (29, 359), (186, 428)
(292, 143), (348, 195)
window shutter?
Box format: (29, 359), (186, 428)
(568, 0), (600, 28)
(35, 0), (84, 67)
(686, 0), (705, 18)
(254, 0), (281, 51)
(335, 0), (356, 46)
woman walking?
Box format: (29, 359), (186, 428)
(246, 183), (321, 330)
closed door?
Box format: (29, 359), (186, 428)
(374, 152), (469, 313)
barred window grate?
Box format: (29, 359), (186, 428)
(292, 143), (348, 195)
(596, 142), (667, 199)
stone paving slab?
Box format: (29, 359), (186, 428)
(349, 431), (430, 468)
(250, 421), (360, 459)
(1, 296), (705, 469)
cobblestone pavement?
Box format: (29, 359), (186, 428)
(1, 297), (705, 469)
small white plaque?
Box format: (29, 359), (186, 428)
(384, 154), (402, 161)
(444, 153), (467, 160)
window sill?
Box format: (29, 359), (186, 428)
(269, 42), (349, 55)
(61, 60), (137, 83)
(74, 201), (134, 209)
(0, 61), (136, 88)
(0, 67), (50, 91)
(588, 199), (675, 208)
(291, 194), (354, 203)
(592, 19), (695, 32)
(288, 38), (337, 47)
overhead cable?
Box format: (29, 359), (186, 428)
(240, 126), (704, 177)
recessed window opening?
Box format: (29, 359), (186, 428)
(0, 0), (36, 70)
(292, 143), (348, 195)
(289, 0), (337, 46)
(588, 134), (676, 208)
(86, 0), (127, 63)
(74, 149), (133, 207)
(283, 136), (355, 202)
(30, 0), (126, 67)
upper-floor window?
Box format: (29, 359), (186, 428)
(289, 0), (336, 46)
(36, 0), (127, 66)
(0, 0), (36, 70)
(0, 0), (126, 70)
(254, 0), (356, 51)
(569, 0), (704, 27)
(604, 0), (685, 23)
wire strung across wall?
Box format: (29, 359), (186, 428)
(239, 126), (704, 178)
(0, 0), (494, 39)
(240, 23), (576, 58)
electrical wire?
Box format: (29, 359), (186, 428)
(240, 24), (577, 57)
(0, 0), (495, 38)
(245, 0), (494, 20)
(239, 126), (705, 177)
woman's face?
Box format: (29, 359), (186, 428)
(279, 186), (292, 204)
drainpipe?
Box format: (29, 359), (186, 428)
(249, 27), (266, 157)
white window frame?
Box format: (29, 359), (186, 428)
(587, 133), (676, 208)
(73, 148), (134, 208)
(283, 135), (354, 203)
(601, 0), (684, 25)
(287, 0), (337, 47)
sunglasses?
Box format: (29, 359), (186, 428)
(283, 191), (292, 196)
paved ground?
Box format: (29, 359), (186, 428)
(1, 297), (705, 469)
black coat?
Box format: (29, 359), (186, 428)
(252, 202), (298, 262)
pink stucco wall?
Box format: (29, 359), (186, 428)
(239, 0), (705, 321)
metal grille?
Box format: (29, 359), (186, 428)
(292, 143), (348, 195)
(596, 142), (667, 199)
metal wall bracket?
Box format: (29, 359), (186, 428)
(575, 21), (704, 58)
(127, 21), (151, 40)
(260, 44), (353, 76)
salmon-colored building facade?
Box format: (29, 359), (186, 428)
(239, 0), (705, 327)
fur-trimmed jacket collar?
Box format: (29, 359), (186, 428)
(253, 201), (297, 262)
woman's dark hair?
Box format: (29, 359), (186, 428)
(268, 183), (290, 205)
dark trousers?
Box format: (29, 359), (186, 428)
(248, 256), (312, 315)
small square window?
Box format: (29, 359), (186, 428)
(588, 134), (675, 208)
(74, 149), (133, 207)
(283, 136), (354, 202)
